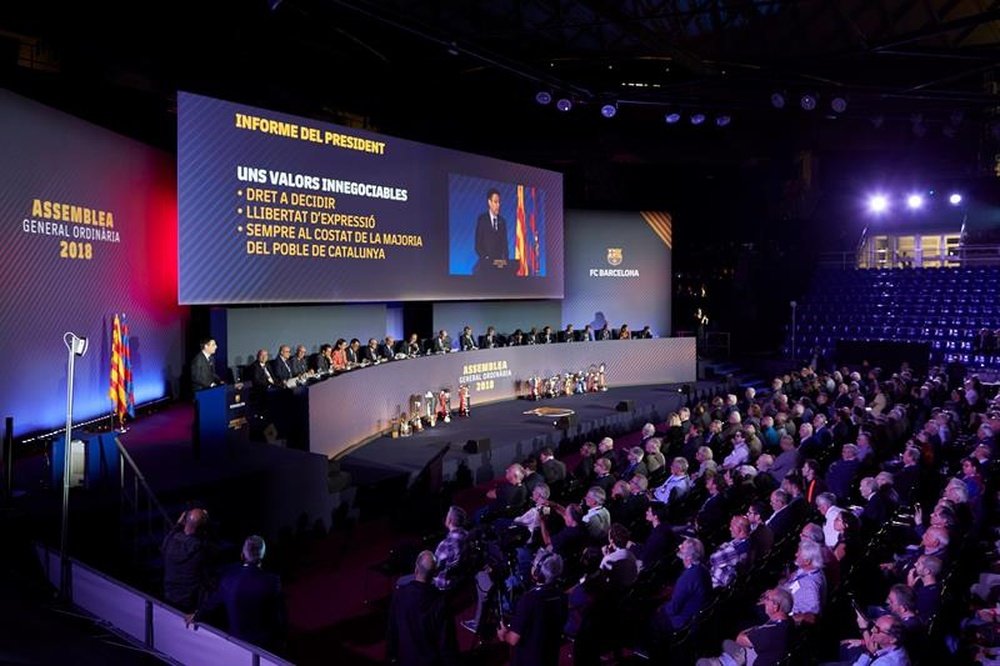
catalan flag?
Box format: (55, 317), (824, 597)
(109, 314), (128, 422)
(527, 186), (539, 275)
(514, 185), (528, 276)
(121, 313), (135, 418)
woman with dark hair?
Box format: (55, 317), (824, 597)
(833, 510), (861, 571)
(331, 338), (348, 371)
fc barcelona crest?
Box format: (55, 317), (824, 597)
(606, 248), (623, 266)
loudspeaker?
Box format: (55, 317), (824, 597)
(463, 437), (491, 454)
(615, 400), (634, 412)
(556, 414), (578, 429)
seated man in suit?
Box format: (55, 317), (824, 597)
(380, 336), (397, 361)
(405, 333), (422, 357)
(432, 330), (452, 354)
(250, 349), (278, 393)
(597, 323), (612, 340)
(312, 344), (333, 374)
(482, 326), (499, 349)
(363, 338), (382, 363)
(271, 345), (294, 384)
(190, 337), (222, 392)
(459, 326), (477, 351)
(290, 345), (310, 377)
(638, 326), (654, 339)
(580, 324), (595, 342)
(345, 339), (362, 365)
(538, 326), (555, 344)
(561, 324), (575, 342)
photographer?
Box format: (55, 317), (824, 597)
(162, 507), (212, 612)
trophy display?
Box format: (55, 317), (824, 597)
(598, 362), (608, 391)
(424, 390), (436, 427)
(437, 388), (452, 423)
(563, 373), (574, 396)
(547, 374), (561, 399)
(586, 365), (598, 393)
(528, 376), (541, 401)
(458, 383), (470, 416)
(575, 370), (587, 394)
(409, 394), (423, 432)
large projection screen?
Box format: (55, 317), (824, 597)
(178, 92), (564, 304)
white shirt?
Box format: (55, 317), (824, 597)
(823, 505), (843, 548)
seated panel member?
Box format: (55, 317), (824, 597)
(251, 349), (277, 392)
(597, 323), (613, 341)
(290, 345), (310, 376)
(580, 325), (595, 342)
(509, 329), (527, 347)
(539, 325), (555, 344)
(432, 329), (452, 354)
(459, 326), (477, 351)
(561, 324), (575, 343)
(271, 345), (294, 383)
(482, 326), (499, 349)
(618, 324), (631, 340)
(190, 337), (222, 391)
(380, 336), (397, 361)
(313, 344), (333, 374)
(331, 339), (348, 371)
(405, 333), (422, 357)
(638, 326), (653, 339)
(345, 339), (362, 365)
(364, 338), (381, 363)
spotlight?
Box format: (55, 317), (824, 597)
(831, 97), (848, 113)
(535, 91), (552, 105)
(690, 113), (706, 125)
(555, 98), (572, 112)
(715, 114), (731, 127)
(664, 112), (682, 124)
(906, 194), (924, 210)
(949, 193), (963, 205)
(868, 194), (889, 214)
(600, 104), (617, 118)
(770, 92), (786, 109)
(800, 94), (817, 111)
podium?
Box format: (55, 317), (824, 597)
(51, 432), (120, 490)
(193, 385), (247, 459)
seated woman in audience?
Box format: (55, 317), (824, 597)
(832, 509), (861, 569)
(331, 338), (348, 371)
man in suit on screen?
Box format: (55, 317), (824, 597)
(474, 188), (509, 273)
(190, 338), (222, 392)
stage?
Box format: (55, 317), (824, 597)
(339, 382), (698, 489)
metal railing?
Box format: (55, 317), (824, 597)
(35, 542), (293, 666)
(116, 437), (172, 568)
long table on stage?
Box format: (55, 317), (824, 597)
(305, 337), (696, 459)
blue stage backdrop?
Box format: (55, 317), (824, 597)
(562, 210), (673, 337)
(0, 91), (187, 437)
(178, 92), (564, 304)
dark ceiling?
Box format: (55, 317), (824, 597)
(1, 1), (998, 216)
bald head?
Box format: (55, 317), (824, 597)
(414, 550), (437, 581)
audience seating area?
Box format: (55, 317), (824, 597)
(786, 267), (1000, 369)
